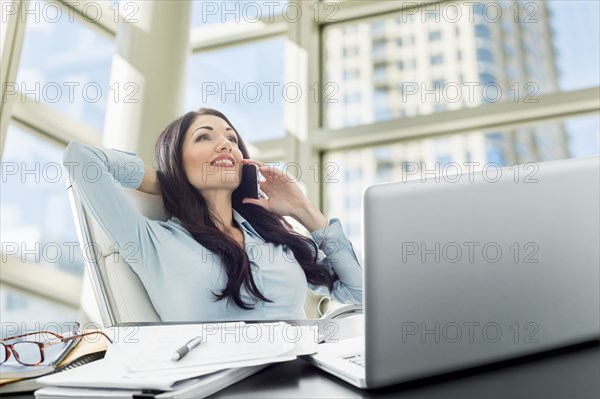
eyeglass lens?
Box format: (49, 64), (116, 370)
(0, 343), (7, 363)
(0, 342), (43, 365)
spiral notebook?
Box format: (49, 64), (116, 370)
(0, 352), (106, 395)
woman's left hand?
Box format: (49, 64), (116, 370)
(240, 159), (311, 218)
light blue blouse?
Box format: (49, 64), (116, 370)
(63, 141), (363, 322)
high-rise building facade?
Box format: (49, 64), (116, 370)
(323, 2), (568, 255)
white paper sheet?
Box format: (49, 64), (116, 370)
(37, 322), (317, 391)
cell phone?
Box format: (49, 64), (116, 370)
(233, 164), (260, 201)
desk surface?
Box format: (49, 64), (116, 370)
(10, 343), (599, 399)
(212, 344), (600, 399)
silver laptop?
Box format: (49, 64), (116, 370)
(307, 157), (600, 389)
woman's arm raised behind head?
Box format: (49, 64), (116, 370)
(63, 140), (159, 265)
(137, 165), (161, 195)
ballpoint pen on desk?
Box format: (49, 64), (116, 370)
(171, 336), (202, 361)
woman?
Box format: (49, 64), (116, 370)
(64, 108), (362, 321)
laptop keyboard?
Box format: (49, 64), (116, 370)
(341, 353), (365, 367)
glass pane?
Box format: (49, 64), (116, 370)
(323, 113), (599, 256)
(0, 285), (78, 339)
(0, 124), (84, 276)
(14, 0), (115, 133)
(550, 1), (600, 91)
(323, 1), (600, 128)
(191, 0), (289, 27)
(186, 37), (285, 142)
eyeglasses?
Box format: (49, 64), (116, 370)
(0, 330), (113, 366)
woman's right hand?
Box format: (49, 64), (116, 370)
(137, 165), (161, 195)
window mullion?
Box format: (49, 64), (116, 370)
(328, 0), (440, 25)
(190, 21), (287, 53)
(284, 0), (322, 211)
(60, 0), (117, 38)
(311, 87), (600, 150)
(249, 137), (288, 162)
(1, 256), (82, 309)
(11, 96), (102, 146)
(0, 0), (28, 155)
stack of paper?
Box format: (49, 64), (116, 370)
(35, 322), (318, 398)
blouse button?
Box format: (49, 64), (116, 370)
(256, 301), (263, 307)
(251, 264), (259, 272)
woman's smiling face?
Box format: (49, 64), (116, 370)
(181, 114), (244, 193)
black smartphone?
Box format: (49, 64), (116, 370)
(233, 164), (260, 201)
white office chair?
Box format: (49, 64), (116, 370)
(67, 182), (333, 327)
(68, 183), (163, 326)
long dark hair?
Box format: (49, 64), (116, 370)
(155, 108), (336, 310)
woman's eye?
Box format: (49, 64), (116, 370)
(229, 136), (238, 144)
(195, 134), (209, 141)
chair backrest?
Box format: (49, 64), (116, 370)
(67, 183), (165, 326)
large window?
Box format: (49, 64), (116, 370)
(1, 124), (83, 275)
(1, 0), (118, 333)
(1, 285), (78, 337)
(15, 0), (115, 133)
(323, 1), (600, 129)
(0, 123), (85, 336)
(186, 37), (286, 142)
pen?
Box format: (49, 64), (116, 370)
(171, 336), (202, 361)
